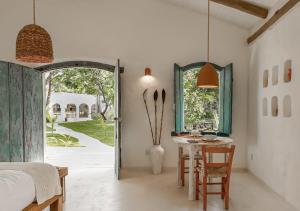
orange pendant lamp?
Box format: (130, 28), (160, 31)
(197, 0), (219, 88)
(16, 0), (53, 63)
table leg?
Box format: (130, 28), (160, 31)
(188, 145), (195, 200)
(177, 146), (183, 186)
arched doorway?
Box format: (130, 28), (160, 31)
(52, 103), (61, 115)
(65, 104), (76, 118)
(38, 60), (122, 178)
(79, 104), (89, 118)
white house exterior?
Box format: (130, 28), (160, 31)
(49, 92), (105, 122)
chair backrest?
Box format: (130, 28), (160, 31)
(201, 145), (235, 177)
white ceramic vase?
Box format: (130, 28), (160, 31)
(149, 145), (165, 174)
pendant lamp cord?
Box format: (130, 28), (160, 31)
(207, 0), (210, 62)
(33, 0), (36, 24)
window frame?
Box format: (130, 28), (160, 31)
(174, 62), (233, 137)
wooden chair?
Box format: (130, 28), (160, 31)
(180, 153), (201, 186)
(195, 145), (235, 210)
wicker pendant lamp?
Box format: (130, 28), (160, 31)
(16, 0), (53, 63)
(197, 0), (219, 88)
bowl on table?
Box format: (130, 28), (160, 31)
(202, 135), (217, 141)
(191, 130), (202, 137)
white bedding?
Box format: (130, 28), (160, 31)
(0, 162), (62, 206)
(0, 170), (35, 211)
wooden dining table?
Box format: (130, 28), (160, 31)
(173, 135), (233, 200)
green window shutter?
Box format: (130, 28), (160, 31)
(174, 64), (184, 133)
(219, 70), (225, 133)
(219, 63), (233, 136)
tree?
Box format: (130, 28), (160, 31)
(183, 69), (219, 129)
(47, 67), (114, 120)
(45, 70), (60, 107)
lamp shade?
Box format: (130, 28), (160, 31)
(145, 67), (152, 76)
(16, 24), (53, 63)
(197, 63), (219, 88)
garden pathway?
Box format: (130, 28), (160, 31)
(45, 124), (114, 170)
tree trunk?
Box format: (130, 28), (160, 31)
(96, 83), (110, 120)
(100, 113), (107, 121)
(100, 103), (109, 120)
(96, 95), (102, 113)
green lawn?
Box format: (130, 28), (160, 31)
(59, 120), (114, 146)
(47, 133), (83, 147)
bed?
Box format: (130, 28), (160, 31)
(0, 163), (63, 211)
(0, 170), (35, 211)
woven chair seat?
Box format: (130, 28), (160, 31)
(207, 166), (227, 177)
(196, 161), (227, 178)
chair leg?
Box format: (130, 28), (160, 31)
(224, 181), (230, 210)
(181, 158), (185, 186)
(221, 177), (225, 199)
(195, 171), (199, 200)
(203, 177), (207, 211)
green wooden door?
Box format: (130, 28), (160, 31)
(23, 67), (44, 162)
(0, 62), (10, 161)
(0, 61), (44, 162)
(9, 63), (24, 161)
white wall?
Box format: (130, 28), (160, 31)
(248, 3), (300, 210)
(0, 0), (249, 168)
(49, 92), (98, 121)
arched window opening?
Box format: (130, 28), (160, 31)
(52, 103), (61, 114)
(66, 104), (76, 118)
(174, 62), (233, 136)
(79, 104), (89, 118)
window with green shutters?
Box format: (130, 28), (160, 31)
(174, 62), (233, 137)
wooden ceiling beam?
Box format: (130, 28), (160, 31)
(247, 0), (300, 44)
(211, 0), (269, 19)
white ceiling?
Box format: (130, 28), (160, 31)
(159, 0), (280, 29)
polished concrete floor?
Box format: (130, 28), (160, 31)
(60, 168), (299, 211)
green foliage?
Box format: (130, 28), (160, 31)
(51, 67), (114, 108)
(59, 120), (114, 146)
(46, 109), (57, 133)
(47, 133), (83, 147)
(46, 109), (51, 123)
(183, 69), (219, 129)
(91, 113), (104, 121)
